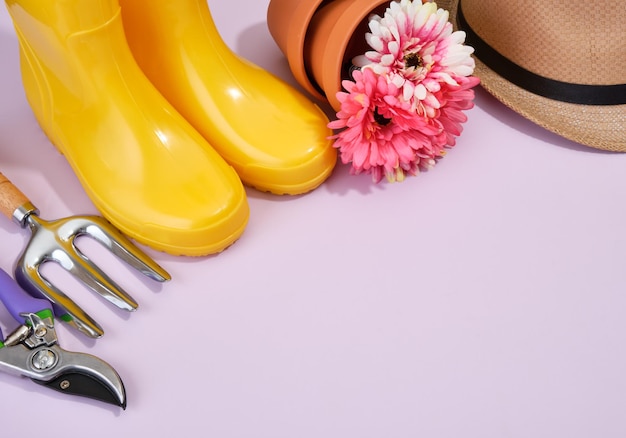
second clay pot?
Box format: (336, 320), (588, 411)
(268, 0), (391, 111)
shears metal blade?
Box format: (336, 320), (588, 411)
(0, 268), (126, 408)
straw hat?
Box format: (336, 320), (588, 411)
(436, 0), (626, 151)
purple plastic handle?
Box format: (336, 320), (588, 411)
(0, 268), (51, 324)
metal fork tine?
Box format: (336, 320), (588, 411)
(0, 172), (171, 338)
(83, 217), (171, 282)
(64, 248), (139, 312)
(14, 264), (105, 338)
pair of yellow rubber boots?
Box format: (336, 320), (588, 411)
(4, 0), (336, 256)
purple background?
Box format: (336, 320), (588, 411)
(1, 1), (625, 437)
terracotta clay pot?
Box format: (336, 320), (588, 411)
(268, 0), (390, 111)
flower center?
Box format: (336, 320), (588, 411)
(404, 52), (423, 69)
(374, 107), (392, 126)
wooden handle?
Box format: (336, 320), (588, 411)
(0, 172), (31, 220)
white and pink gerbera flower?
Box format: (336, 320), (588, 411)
(329, 0), (479, 183)
(354, 0), (476, 114)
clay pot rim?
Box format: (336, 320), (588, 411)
(282, 0), (327, 101)
(269, 0), (392, 110)
(317, 0), (390, 110)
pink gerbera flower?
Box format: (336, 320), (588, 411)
(429, 74), (481, 148)
(328, 0), (479, 183)
(329, 68), (442, 183)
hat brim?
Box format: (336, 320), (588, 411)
(437, 0), (626, 152)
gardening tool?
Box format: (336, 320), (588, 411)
(0, 268), (127, 408)
(0, 171), (171, 339)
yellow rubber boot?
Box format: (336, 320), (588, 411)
(119, 0), (337, 195)
(5, 0), (249, 256)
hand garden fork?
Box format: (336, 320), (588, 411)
(0, 172), (171, 338)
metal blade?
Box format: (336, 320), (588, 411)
(31, 347), (127, 409)
(32, 371), (127, 409)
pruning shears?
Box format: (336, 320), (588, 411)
(0, 268), (126, 408)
